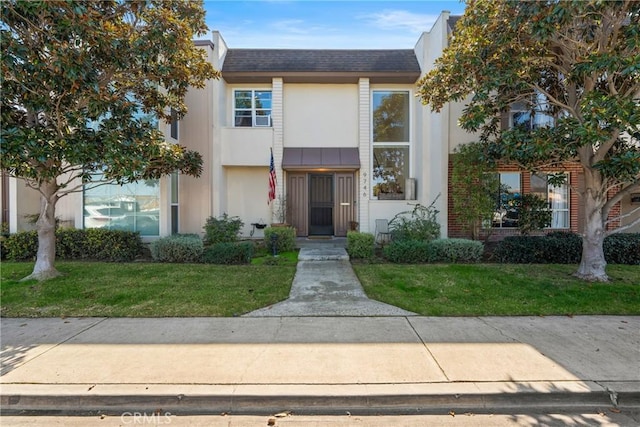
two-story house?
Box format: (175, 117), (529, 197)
(2, 12), (638, 240)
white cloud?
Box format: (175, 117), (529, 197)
(360, 9), (438, 33)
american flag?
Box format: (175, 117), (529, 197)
(268, 149), (276, 204)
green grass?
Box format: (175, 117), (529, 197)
(1, 262), (295, 317)
(353, 263), (640, 316)
(251, 250), (299, 266)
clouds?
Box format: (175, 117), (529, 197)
(204, 1), (464, 49)
(360, 9), (439, 33)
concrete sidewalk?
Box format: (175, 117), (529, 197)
(1, 316), (639, 416)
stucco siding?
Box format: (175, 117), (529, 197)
(225, 166), (272, 238)
(283, 84), (358, 148)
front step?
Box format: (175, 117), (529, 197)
(297, 247), (349, 261)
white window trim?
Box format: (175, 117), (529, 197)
(370, 89), (413, 200)
(233, 89), (272, 128)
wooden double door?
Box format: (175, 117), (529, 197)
(287, 172), (356, 237)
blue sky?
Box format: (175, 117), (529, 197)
(203, 1), (466, 49)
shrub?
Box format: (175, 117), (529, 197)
(429, 238), (484, 263)
(604, 233), (640, 265)
(515, 194), (552, 235)
(202, 242), (254, 264)
(203, 214), (243, 245)
(82, 228), (143, 261)
(3, 230), (38, 261)
(389, 198), (441, 242)
(150, 234), (204, 263)
(383, 240), (431, 264)
(493, 235), (582, 264)
(346, 231), (375, 259)
(3, 228), (143, 262)
(263, 226), (296, 253)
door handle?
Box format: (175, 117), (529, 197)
(340, 202), (350, 206)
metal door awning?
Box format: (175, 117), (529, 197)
(282, 148), (360, 170)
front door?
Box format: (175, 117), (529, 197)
(309, 174), (333, 235)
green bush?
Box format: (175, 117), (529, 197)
(429, 238), (484, 263)
(389, 199), (441, 242)
(383, 240), (431, 264)
(3, 230), (38, 261)
(82, 228), (143, 261)
(346, 231), (375, 259)
(604, 233), (640, 265)
(3, 228), (143, 262)
(150, 234), (204, 263)
(203, 214), (243, 245)
(493, 235), (581, 264)
(515, 194), (552, 235)
(202, 242), (254, 264)
(263, 226), (296, 253)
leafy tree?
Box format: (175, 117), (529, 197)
(450, 142), (499, 240)
(1, 0), (219, 280)
(419, 0), (640, 281)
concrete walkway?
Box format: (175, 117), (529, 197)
(246, 245), (414, 316)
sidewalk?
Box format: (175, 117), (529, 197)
(2, 316), (638, 416)
(1, 243), (639, 416)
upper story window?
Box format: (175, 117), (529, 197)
(372, 90), (410, 199)
(234, 90), (272, 127)
(510, 92), (554, 130)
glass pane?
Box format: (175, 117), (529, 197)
(373, 91), (410, 142)
(171, 205), (179, 235)
(171, 172), (178, 204)
(235, 111), (252, 127)
(512, 111), (531, 129)
(254, 91), (272, 109)
(84, 178), (160, 236)
(372, 146), (409, 197)
(530, 173), (547, 195)
(494, 172), (520, 228)
(235, 91), (252, 109)
(551, 210), (568, 228)
(549, 182), (568, 210)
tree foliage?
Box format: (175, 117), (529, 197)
(0, 0), (219, 280)
(419, 0), (640, 281)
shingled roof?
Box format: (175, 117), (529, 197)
(222, 49), (421, 84)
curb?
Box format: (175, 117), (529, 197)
(3, 382), (639, 416)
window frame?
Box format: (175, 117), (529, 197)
(370, 89), (412, 200)
(491, 172), (522, 229)
(233, 89), (272, 128)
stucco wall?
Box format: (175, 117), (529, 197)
(283, 84), (359, 148)
(225, 166), (272, 238)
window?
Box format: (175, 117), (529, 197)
(234, 90), (272, 127)
(510, 92), (554, 130)
(171, 172), (179, 234)
(372, 91), (410, 198)
(84, 177), (160, 236)
(170, 109), (178, 139)
(531, 172), (569, 228)
(493, 172), (521, 228)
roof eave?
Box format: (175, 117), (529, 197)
(222, 71), (420, 84)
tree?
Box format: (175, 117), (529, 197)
(450, 142), (499, 240)
(418, 0), (640, 281)
(1, 0), (220, 280)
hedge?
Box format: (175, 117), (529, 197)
(150, 234), (203, 263)
(383, 240), (431, 264)
(346, 231), (375, 260)
(429, 238), (484, 263)
(202, 242), (254, 264)
(263, 226), (296, 253)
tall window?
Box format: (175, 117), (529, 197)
(170, 108), (179, 140)
(84, 177), (160, 236)
(493, 172), (521, 228)
(234, 90), (272, 127)
(171, 172), (179, 234)
(372, 90), (410, 199)
(531, 172), (569, 228)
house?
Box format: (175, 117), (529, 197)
(2, 12), (638, 240)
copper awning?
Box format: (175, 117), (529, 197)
(282, 148), (360, 170)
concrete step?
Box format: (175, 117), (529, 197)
(297, 247), (349, 261)
(3, 382), (638, 416)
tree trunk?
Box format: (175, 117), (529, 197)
(21, 180), (61, 281)
(575, 192), (608, 282)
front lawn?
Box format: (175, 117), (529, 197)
(353, 263), (640, 316)
(1, 262), (295, 317)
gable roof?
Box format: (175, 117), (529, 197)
(222, 49), (421, 84)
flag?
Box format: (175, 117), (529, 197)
(268, 149), (276, 204)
